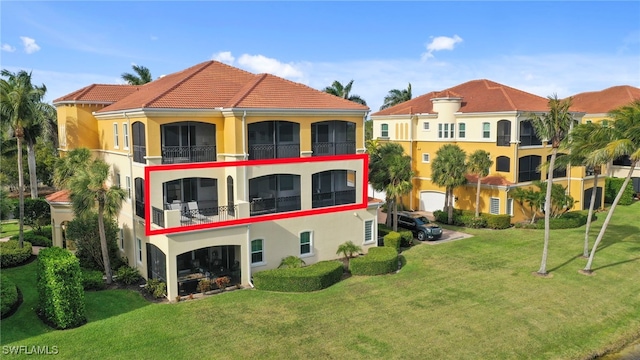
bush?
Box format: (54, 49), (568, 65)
(482, 214), (512, 229)
(378, 223), (393, 237)
(116, 266), (141, 285)
(605, 177), (634, 205)
(0, 240), (33, 268)
(197, 279), (212, 293)
(144, 279), (167, 298)
(66, 213), (122, 271)
(383, 231), (401, 251)
(37, 247), (86, 329)
(1, 274), (19, 317)
(350, 247), (398, 276)
(16, 198), (51, 233)
(0, 189), (13, 220)
(81, 268), (105, 290)
(10, 231), (52, 247)
(399, 230), (413, 247)
(433, 209), (465, 225)
(34, 225), (53, 240)
(536, 211), (594, 230)
(253, 261), (343, 292)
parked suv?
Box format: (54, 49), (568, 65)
(396, 212), (443, 241)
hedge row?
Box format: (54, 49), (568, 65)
(434, 209), (511, 229)
(81, 268), (106, 290)
(383, 232), (401, 251)
(515, 211), (596, 230)
(1, 274), (19, 317)
(378, 224), (413, 247)
(37, 247), (86, 329)
(10, 231), (52, 247)
(0, 240), (33, 268)
(350, 247), (398, 276)
(253, 260), (343, 292)
(605, 177), (635, 205)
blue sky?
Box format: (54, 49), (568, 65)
(2, 1), (639, 111)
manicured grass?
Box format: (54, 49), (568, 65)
(1, 203), (639, 359)
(0, 220), (30, 239)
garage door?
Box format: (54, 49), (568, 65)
(583, 186), (603, 210)
(419, 191), (446, 212)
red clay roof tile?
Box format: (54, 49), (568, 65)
(53, 84), (140, 103)
(45, 189), (71, 203)
(568, 85), (640, 114)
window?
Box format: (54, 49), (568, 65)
(137, 238), (142, 263)
(518, 155), (542, 182)
(547, 154), (567, 178)
(496, 156), (510, 172)
(506, 198), (514, 216)
(458, 123), (466, 138)
(482, 123), (490, 139)
(251, 239), (264, 265)
(364, 220), (374, 243)
(423, 122), (430, 131)
(125, 176), (131, 199)
(300, 231), (312, 256)
(113, 123), (119, 148)
(490, 197), (500, 215)
(438, 123), (455, 139)
(601, 120), (609, 128)
(380, 124), (388, 137)
(496, 120), (511, 146)
(123, 123), (130, 149)
(519, 121), (542, 146)
(586, 120), (592, 124)
(422, 153), (430, 163)
(119, 228), (124, 250)
(115, 173), (121, 188)
(59, 125), (67, 147)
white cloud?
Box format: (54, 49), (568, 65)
(237, 54), (304, 80)
(212, 51), (235, 65)
(150, 35), (158, 41)
(1, 44), (16, 52)
(20, 36), (41, 54)
(422, 35), (463, 60)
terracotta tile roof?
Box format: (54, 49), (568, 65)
(465, 174), (513, 186)
(568, 85), (640, 114)
(45, 189), (71, 204)
(372, 79), (549, 116)
(73, 61), (369, 113)
(53, 84), (140, 104)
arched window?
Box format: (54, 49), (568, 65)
(132, 122), (146, 163)
(519, 121), (542, 146)
(497, 120), (511, 146)
(496, 156), (510, 172)
(547, 154), (567, 178)
(134, 177), (145, 218)
(518, 155), (541, 182)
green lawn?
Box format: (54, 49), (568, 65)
(0, 220), (30, 239)
(2, 203), (639, 359)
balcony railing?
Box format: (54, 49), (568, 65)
(250, 195), (301, 216)
(312, 189), (356, 208)
(162, 145), (217, 164)
(312, 141), (356, 156)
(133, 145), (146, 163)
(152, 201), (237, 228)
(248, 144), (300, 160)
(152, 206), (165, 227)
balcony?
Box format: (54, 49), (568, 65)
(312, 141), (356, 156)
(162, 145), (217, 164)
(250, 195), (301, 216)
(248, 144), (300, 160)
(133, 145), (146, 163)
(152, 201), (237, 228)
(312, 190), (356, 208)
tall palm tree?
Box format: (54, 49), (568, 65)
(0, 70), (47, 247)
(121, 65), (152, 85)
(323, 80), (367, 106)
(23, 101), (56, 199)
(368, 142), (409, 228)
(68, 158), (126, 284)
(467, 150), (493, 217)
(53, 147), (93, 189)
(582, 100), (640, 274)
(528, 94), (575, 276)
(380, 83), (412, 110)
(431, 144), (468, 224)
(385, 155), (414, 232)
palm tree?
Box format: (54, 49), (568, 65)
(121, 65), (152, 85)
(278, 256), (306, 269)
(53, 147), (92, 189)
(582, 100), (640, 274)
(23, 101), (56, 199)
(68, 158), (126, 284)
(431, 144), (468, 224)
(323, 80), (367, 105)
(0, 69), (47, 247)
(336, 241), (362, 270)
(467, 150), (493, 217)
(385, 155), (414, 232)
(380, 83), (412, 110)
(528, 94), (575, 276)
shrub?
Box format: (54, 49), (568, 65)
(378, 224), (392, 237)
(536, 211), (594, 230)
(350, 247), (398, 276)
(482, 214), (512, 229)
(0, 240), (32, 268)
(467, 216), (488, 228)
(34, 225), (53, 240)
(383, 231), (401, 251)
(66, 213), (122, 270)
(605, 177), (635, 205)
(399, 230), (413, 247)
(116, 265), (141, 285)
(215, 276), (231, 290)
(10, 231), (52, 247)
(197, 279), (212, 293)
(0, 189), (13, 220)
(37, 247), (86, 329)
(144, 279), (166, 298)
(17, 198), (51, 233)
(253, 261), (343, 292)
(81, 268), (105, 290)
(433, 209), (465, 225)
(1, 274), (19, 317)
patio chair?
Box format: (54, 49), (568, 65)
(187, 201), (208, 221)
(168, 203), (192, 224)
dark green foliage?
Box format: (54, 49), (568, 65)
(34, 225), (53, 240)
(0, 189), (13, 220)
(253, 261), (343, 292)
(459, 215), (488, 228)
(482, 214), (512, 229)
(350, 247), (398, 276)
(399, 230), (413, 247)
(81, 268), (105, 290)
(0, 240), (32, 268)
(434, 209), (466, 225)
(115, 265), (141, 285)
(605, 177), (634, 205)
(36, 247), (86, 329)
(1, 274), (19, 316)
(15, 198), (50, 233)
(378, 223), (392, 237)
(66, 213), (121, 270)
(383, 231), (401, 251)
(535, 211), (595, 229)
(144, 279), (167, 298)
(10, 231), (51, 247)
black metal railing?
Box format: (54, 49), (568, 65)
(157, 201), (237, 227)
(152, 206), (164, 227)
(248, 144), (300, 160)
(312, 141), (356, 156)
(250, 195), (301, 216)
(135, 200), (145, 219)
(133, 145), (146, 163)
(312, 189), (356, 208)
(162, 145), (216, 164)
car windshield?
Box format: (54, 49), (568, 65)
(414, 216), (430, 225)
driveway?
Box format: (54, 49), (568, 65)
(377, 209), (473, 245)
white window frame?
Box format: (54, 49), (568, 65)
(299, 231), (313, 257)
(506, 198), (514, 216)
(458, 123), (466, 138)
(123, 123), (130, 150)
(251, 239), (265, 267)
(490, 197), (500, 215)
(125, 176), (131, 199)
(113, 123), (119, 149)
(380, 123), (389, 138)
(483, 122), (491, 139)
(438, 123), (455, 139)
(119, 228), (125, 250)
(422, 153), (430, 163)
(59, 124), (67, 147)
(136, 238), (142, 264)
(422, 122), (430, 131)
(115, 172), (121, 188)
(363, 219), (375, 244)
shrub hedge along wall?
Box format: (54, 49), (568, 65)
(383, 232), (401, 250)
(10, 232), (52, 247)
(253, 261), (343, 292)
(37, 247), (86, 329)
(350, 247), (398, 276)
(605, 177), (635, 205)
(0, 240), (32, 268)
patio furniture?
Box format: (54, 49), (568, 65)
(188, 201), (208, 221)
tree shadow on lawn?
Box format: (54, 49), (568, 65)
(591, 257), (640, 272)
